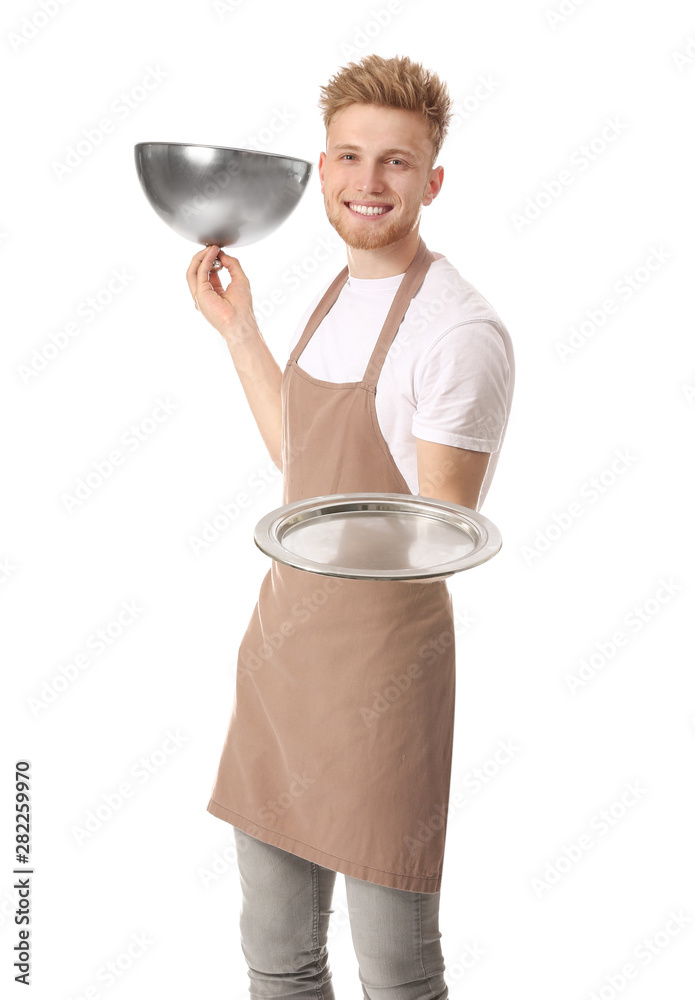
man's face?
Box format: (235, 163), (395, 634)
(318, 103), (443, 251)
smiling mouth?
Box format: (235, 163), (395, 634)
(345, 202), (393, 218)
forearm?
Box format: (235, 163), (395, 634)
(223, 320), (283, 471)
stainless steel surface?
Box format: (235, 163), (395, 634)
(134, 143), (313, 259)
(254, 493), (503, 581)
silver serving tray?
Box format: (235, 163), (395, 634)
(253, 493), (502, 581)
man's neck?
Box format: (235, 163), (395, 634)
(345, 229), (421, 278)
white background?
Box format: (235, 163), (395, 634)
(2, 0), (694, 997)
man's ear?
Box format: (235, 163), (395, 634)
(423, 165), (444, 206)
(318, 151), (326, 193)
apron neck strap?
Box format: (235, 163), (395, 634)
(362, 237), (435, 388)
(288, 236), (436, 385)
(288, 266), (349, 364)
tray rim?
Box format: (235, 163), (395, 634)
(253, 492), (503, 581)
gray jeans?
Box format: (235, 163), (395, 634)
(233, 827), (448, 1000)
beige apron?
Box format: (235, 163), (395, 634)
(207, 237), (456, 893)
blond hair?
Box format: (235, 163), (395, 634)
(318, 54), (452, 166)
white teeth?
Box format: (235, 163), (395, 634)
(348, 203), (390, 216)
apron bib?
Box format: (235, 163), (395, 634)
(207, 237), (456, 893)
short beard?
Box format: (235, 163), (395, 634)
(325, 199), (419, 251)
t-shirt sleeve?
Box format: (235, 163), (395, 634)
(411, 320), (511, 452)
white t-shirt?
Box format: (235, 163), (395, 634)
(288, 254), (514, 507)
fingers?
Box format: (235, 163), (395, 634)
(196, 245), (222, 292)
(207, 268), (224, 296)
(186, 246), (247, 311)
(186, 245), (215, 306)
(185, 245), (212, 282)
(187, 246), (223, 309)
(217, 249), (248, 281)
(206, 251), (225, 295)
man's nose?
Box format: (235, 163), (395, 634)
(353, 162), (386, 192)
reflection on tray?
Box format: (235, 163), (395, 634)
(281, 511), (476, 572)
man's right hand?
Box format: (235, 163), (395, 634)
(186, 245), (257, 344)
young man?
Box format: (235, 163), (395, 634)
(187, 54), (514, 1000)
